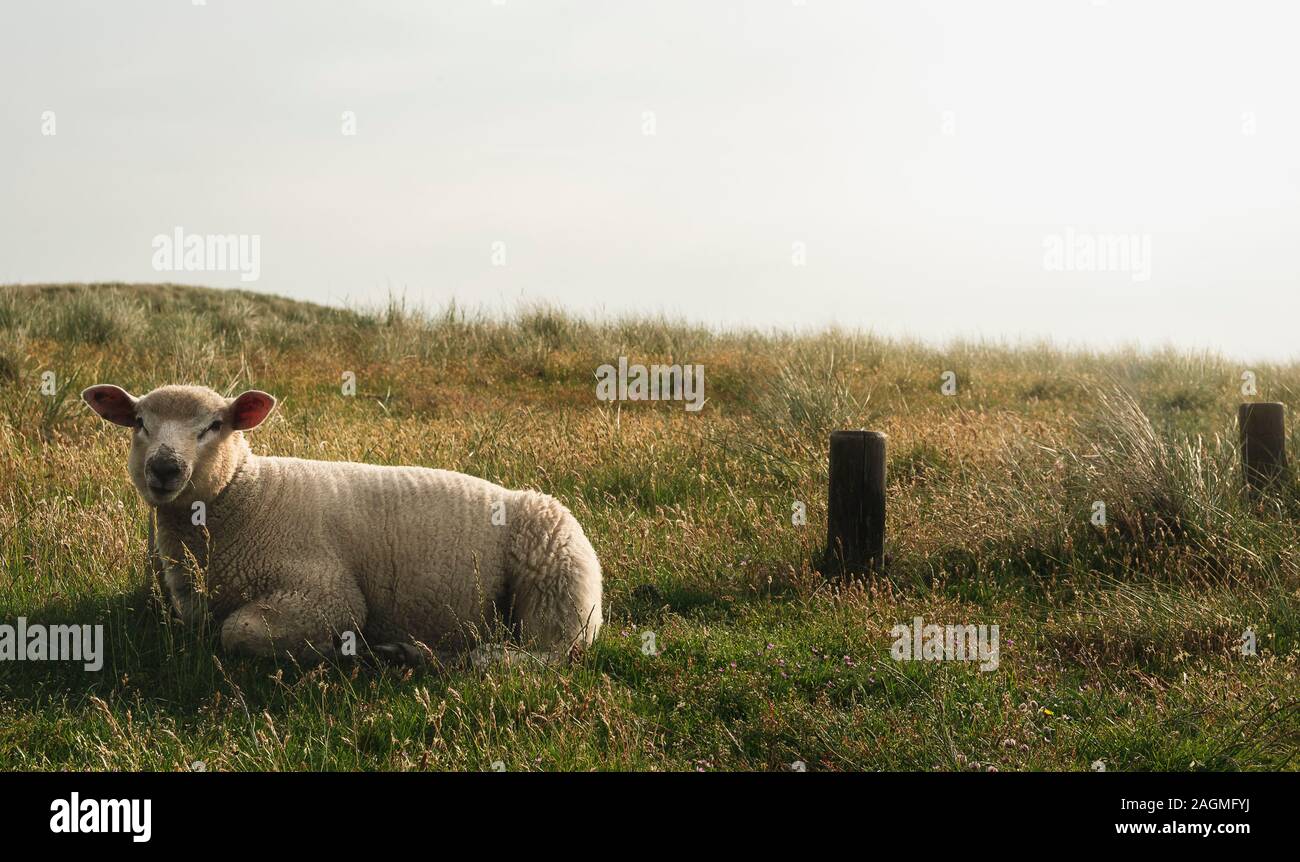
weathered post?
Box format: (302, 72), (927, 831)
(825, 430), (886, 575)
(1239, 402), (1287, 491)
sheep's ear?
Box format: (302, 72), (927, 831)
(82, 384), (138, 427)
(227, 390), (276, 431)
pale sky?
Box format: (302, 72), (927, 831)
(3, 1), (1298, 360)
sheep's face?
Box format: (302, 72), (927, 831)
(82, 384), (276, 507)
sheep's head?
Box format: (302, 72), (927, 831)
(82, 384), (276, 506)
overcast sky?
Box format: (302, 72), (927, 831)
(2, 1), (1298, 360)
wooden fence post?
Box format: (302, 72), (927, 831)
(825, 430), (886, 575)
(1239, 402), (1287, 491)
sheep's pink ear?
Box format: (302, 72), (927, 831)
(227, 390), (276, 431)
(82, 384), (138, 427)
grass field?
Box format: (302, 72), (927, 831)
(0, 282), (1296, 771)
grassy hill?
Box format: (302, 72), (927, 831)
(0, 282), (1296, 770)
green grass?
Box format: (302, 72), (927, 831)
(0, 282), (1296, 771)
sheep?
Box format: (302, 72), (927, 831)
(82, 383), (603, 665)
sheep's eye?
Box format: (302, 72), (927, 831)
(135, 418), (147, 435)
(201, 420), (222, 438)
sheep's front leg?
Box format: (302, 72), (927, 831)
(163, 559), (206, 626)
(220, 590), (364, 665)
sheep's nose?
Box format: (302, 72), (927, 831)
(147, 458), (182, 483)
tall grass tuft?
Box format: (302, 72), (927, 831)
(46, 290), (146, 345)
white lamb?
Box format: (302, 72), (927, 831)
(82, 383), (603, 665)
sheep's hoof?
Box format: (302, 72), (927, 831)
(370, 642), (428, 667)
(468, 644), (562, 670)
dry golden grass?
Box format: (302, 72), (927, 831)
(0, 282), (1296, 771)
